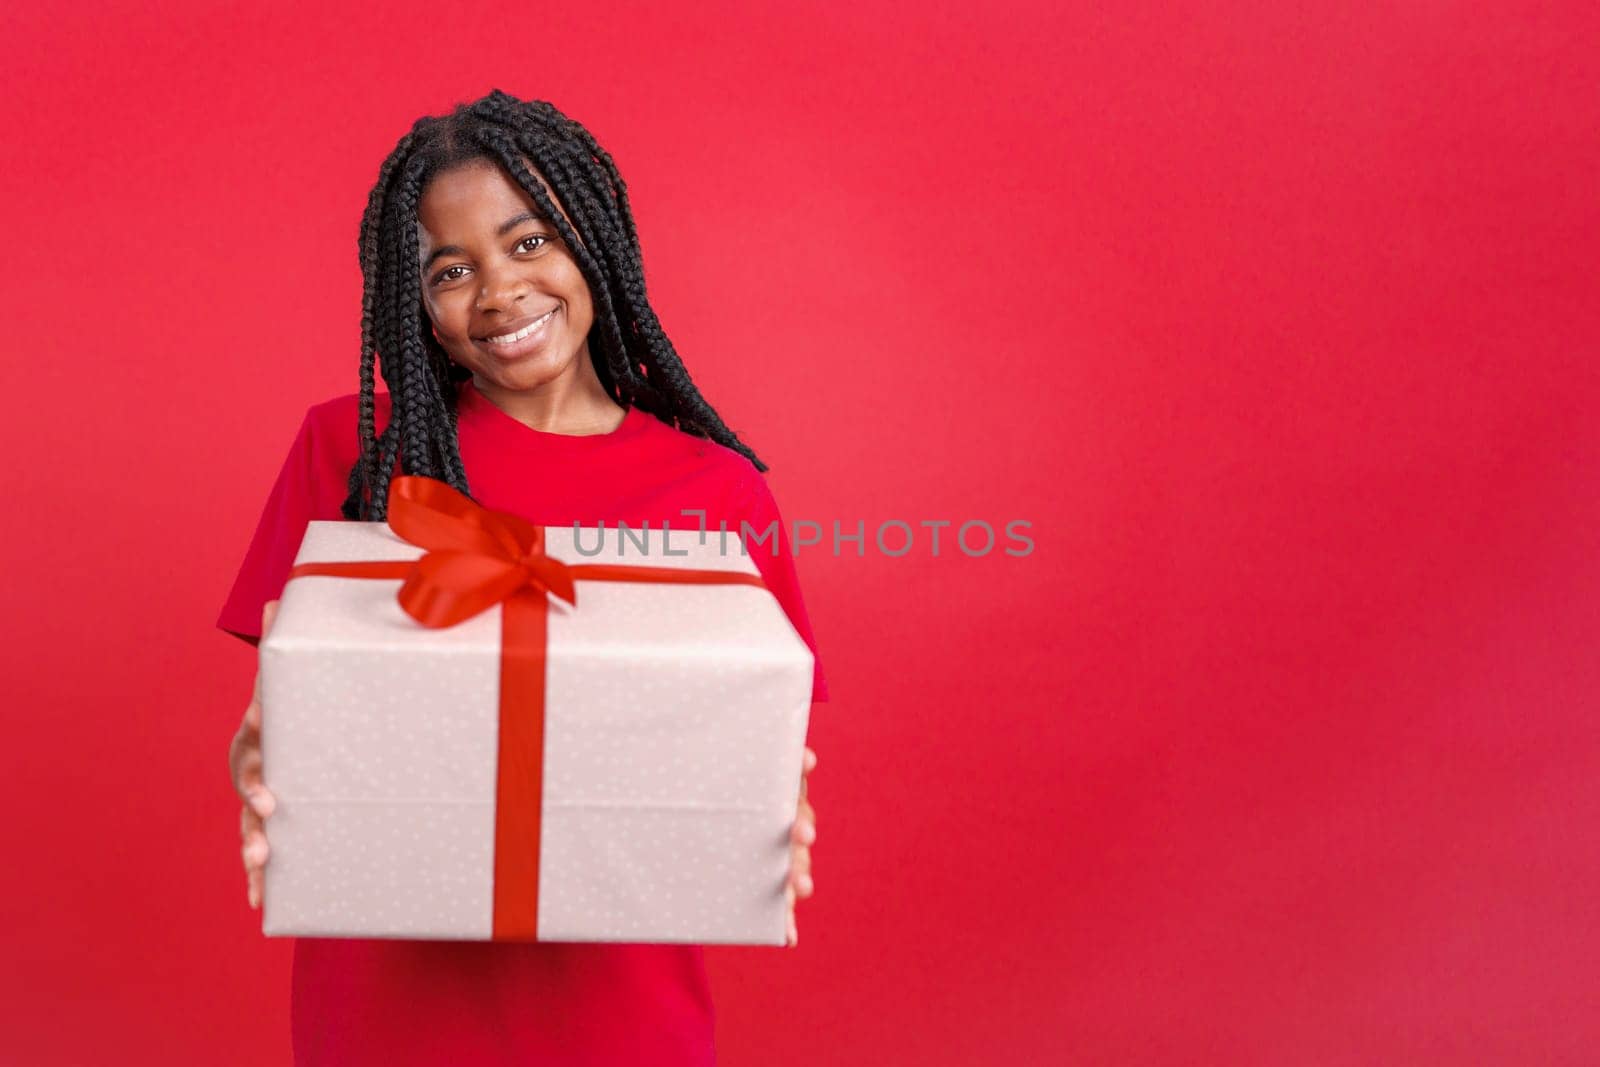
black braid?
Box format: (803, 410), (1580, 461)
(346, 130), (417, 517)
(341, 90), (768, 521)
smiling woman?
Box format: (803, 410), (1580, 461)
(415, 161), (614, 433)
(338, 90), (773, 524)
(217, 89), (829, 1067)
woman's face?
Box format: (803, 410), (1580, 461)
(415, 160), (597, 395)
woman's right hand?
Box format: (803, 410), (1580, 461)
(229, 599), (280, 910)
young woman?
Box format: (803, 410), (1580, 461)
(221, 89), (828, 1065)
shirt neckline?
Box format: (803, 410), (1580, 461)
(458, 377), (646, 451)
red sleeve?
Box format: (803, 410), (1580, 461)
(726, 466), (831, 704)
(215, 402), (355, 644)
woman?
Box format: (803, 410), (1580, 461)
(222, 89), (828, 1065)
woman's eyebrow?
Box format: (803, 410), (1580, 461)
(422, 211), (553, 270)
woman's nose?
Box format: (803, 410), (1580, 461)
(474, 262), (531, 312)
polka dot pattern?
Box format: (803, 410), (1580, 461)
(258, 520), (814, 945)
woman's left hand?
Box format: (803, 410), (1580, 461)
(786, 745), (818, 947)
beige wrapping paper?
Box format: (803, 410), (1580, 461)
(258, 519), (814, 944)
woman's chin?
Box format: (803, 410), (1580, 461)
(470, 353), (576, 394)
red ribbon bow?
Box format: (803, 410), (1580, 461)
(287, 474), (769, 939)
(387, 474), (580, 624)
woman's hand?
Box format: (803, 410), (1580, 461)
(229, 599), (280, 910)
(785, 744), (818, 947)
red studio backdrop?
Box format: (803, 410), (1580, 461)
(2, 3), (1596, 1064)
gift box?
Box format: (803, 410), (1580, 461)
(257, 476), (815, 944)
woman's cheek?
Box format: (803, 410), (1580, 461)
(428, 295), (468, 344)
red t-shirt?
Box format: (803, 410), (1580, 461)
(217, 379), (828, 1065)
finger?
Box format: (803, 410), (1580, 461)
(790, 848), (814, 897)
(785, 884), (798, 947)
(230, 732), (274, 816)
(249, 786), (276, 819)
(261, 598), (280, 636)
(238, 783), (273, 825)
(790, 861), (813, 898)
(243, 829), (269, 909)
(242, 830), (269, 874)
(232, 743), (265, 805)
(790, 807), (815, 846)
(803, 746), (817, 774)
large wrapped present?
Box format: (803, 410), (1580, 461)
(258, 476), (814, 944)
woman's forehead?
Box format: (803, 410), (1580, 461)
(416, 159), (571, 237)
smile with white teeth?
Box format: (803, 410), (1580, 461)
(484, 308), (556, 344)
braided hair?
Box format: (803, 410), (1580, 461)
(342, 89), (767, 521)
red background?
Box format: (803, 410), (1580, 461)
(3, 2), (1596, 1063)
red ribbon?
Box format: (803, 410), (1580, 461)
(287, 475), (768, 939)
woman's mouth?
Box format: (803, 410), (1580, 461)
(478, 307), (559, 357)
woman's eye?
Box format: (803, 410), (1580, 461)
(430, 237), (544, 285)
